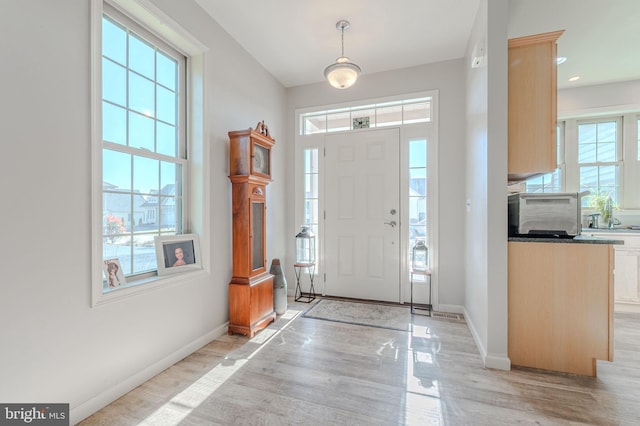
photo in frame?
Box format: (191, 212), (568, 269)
(103, 258), (126, 288)
(154, 234), (202, 276)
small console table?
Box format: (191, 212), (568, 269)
(410, 269), (432, 316)
(294, 262), (316, 303)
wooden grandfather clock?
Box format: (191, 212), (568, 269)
(228, 121), (276, 337)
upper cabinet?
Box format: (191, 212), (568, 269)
(508, 30), (564, 182)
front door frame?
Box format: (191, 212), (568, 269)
(294, 91), (439, 309)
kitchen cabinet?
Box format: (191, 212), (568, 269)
(582, 232), (640, 308)
(508, 241), (613, 376)
(508, 30), (564, 181)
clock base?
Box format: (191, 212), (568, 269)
(228, 273), (276, 338)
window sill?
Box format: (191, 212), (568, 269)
(92, 268), (208, 307)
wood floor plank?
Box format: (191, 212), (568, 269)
(79, 298), (640, 425)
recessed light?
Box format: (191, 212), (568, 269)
(556, 56), (567, 65)
(568, 76), (581, 82)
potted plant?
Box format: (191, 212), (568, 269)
(586, 188), (618, 226)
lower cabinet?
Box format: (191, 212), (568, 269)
(583, 232), (640, 307)
(228, 273), (276, 338)
(508, 241), (613, 376)
(615, 248), (640, 302)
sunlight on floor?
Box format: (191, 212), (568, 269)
(138, 308), (303, 425)
(404, 323), (444, 425)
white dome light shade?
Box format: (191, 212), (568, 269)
(324, 57), (361, 89)
(325, 20), (361, 89)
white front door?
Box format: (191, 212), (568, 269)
(324, 128), (400, 302)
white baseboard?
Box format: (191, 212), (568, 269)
(463, 306), (510, 371)
(463, 306), (487, 360)
(437, 304), (465, 314)
(70, 321), (229, 424)
(615, 302), (640, 313)
(485, 353), (511, 370)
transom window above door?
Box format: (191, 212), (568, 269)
(300, 97), (432, 135)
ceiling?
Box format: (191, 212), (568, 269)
(194, 0), (640, 90)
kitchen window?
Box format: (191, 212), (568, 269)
(529, 115), (640, 208)
(577, 118), (621, 206)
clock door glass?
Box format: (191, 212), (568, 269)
(252, 201), (264, 270)
(253, 144), (269, 175)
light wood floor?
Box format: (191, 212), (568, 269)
(80, 298), (640, 425)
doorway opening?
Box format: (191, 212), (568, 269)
(294, 91), (439, 307)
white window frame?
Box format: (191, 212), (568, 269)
(628, 114), (640, 207)
(574, 116), (622, 205)
(90, 0), (209, 306)
(560, 113), (640, 212)
(294, 91), (439, 307)
(299, 97), (432, 135)
(102, 5), (187, 280)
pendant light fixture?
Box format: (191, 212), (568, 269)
(324, 20), (361, 89)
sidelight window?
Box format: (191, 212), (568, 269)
(408, 139), (428, 262)
(303, 148), (320, 252)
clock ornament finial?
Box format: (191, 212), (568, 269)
(255, 120), (270, 137)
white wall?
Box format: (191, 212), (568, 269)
(558, 79), (640, 118)
(285, 60), (468, 308)
(464, 0), (490, 359)
(485, 0), (509, 370)
(0, 0), (286, 423)
(464, 0), (510, 370)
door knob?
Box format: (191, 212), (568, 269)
(384, 220), (397, 228)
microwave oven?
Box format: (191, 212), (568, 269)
(508, 193), (582, 237)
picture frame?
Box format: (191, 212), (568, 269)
(103, 258), (126, 288)
(154, 234), (202, 276)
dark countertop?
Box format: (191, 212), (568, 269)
(509, 235), (624, 245)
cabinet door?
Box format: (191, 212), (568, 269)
(508, 31), (563, 180)
(615, 249), (640, 302)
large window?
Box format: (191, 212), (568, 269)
(524, 115), (640, 210)
(101, 7), (187, 290)
(577, 118), (620, 205)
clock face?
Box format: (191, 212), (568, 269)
(252, 144), (270, 176)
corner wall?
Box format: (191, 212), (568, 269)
(464, 0), (510, 370)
